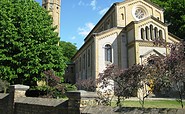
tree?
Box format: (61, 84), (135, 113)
(59, 41), (77, 63)
(151, 0), (185, 40)
(97, 42), (185, 108)
(97, 64), (146, 107)
(164, 42), (185, 108)
(145, 41), (185, 108)
(139, 54), (169, 107)
(0, 0), (66, 86)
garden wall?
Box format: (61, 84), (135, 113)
(0, 85), (184, 114)
(0, 85), (69, 114)
(14, 97), (68, 114)
(81, 106), (185, 114)
(0, 85), (98, 114)
(0, 94), (9, 114)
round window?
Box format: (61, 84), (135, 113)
(135, 8), (145, 19)
(132, 6), (147, 21)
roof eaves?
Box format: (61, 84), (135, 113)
(84, 3), (117, 41)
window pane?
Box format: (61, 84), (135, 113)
(105, 44), (112, 62)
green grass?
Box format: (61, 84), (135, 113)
(111, 100), (185, 109)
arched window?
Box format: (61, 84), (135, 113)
(49, 3), (53, 11)
(79, 58), (81, 71)
(159, 30), (163, 40)
(141, 28), (145, 40)
(154, 27), (158, 40)
(105, 44), (112, 62)
(88, 49), (90, 67)
(83, 54), (85, 69)
(145, 26), (149, 40)
(43, 0), (47, 3)
(150, 25), (154, 40)
(106, 20), (111, 29)
(121, 13), (124, 20)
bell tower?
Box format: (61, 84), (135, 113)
(42, 0), (61, 36)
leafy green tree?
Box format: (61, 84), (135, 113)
(59, 41), (77, 62)
(151, 0), (185, 40)
(0, 0), (66, 86)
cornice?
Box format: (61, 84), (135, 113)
(117, 0), (163, 11)
(168, 32), (182, 41)
(97, 32), (118, 41)
(128, 40), (166, 48)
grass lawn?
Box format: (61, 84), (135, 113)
(111, 100), (185, 109)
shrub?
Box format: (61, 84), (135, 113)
(76, 78), (96, 91)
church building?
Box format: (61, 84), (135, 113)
(42, 0), (61, 35)
(69, 0), (180, 84)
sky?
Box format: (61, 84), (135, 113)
(35, 0), (124, 49)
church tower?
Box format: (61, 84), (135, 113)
(42, 0), (61, 36)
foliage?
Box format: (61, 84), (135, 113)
(145, 41), (185, 108)
(28, 70), (77, 98)
(165, 42), (185, 108)
(41, 70), (77, 98)
(59, 41), (77, 63)
(137, 54), (167, 107)
(0, 79), (10, 93)
(0, 0), (66, 86)
(97, 64), (146, 107)
(44, 70), (61, 86)
(76, 78), (96, 91)
(144, 55), (170, 93)
(40, 84), (77, 98)
(151, 0), (185, 40)
(63, 83), (77, 91)
(97, 41), (185, 108)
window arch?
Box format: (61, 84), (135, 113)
(121, 13), (124, 20)
(105, 44), (112, 62)
(145, 26), (149, 40)
(106, 20), (111, 29)
(154, 27), (158, 40)
(88, 49), (90, 67)
(79, 57), (81, 71)
(159, 30), (163, 40)
(141, 28), (145, 40)
(150, 25), (154, 40)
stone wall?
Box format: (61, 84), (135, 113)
(0, 85), (98, 114)
(66, 90), (98, 114)
(1, 85), (184, 114)
(81, 106), (185, 114)
(0, 85), (69, 114)
(0, 94), (9, 114)
(14, 97), (68, 114)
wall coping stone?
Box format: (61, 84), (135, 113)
(10, 84), (29, 91)
(67, 90), (98, 98)
(15, 97), (65, 107)
(81, 106), (185, 114)
(0, 93), (8, 99)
